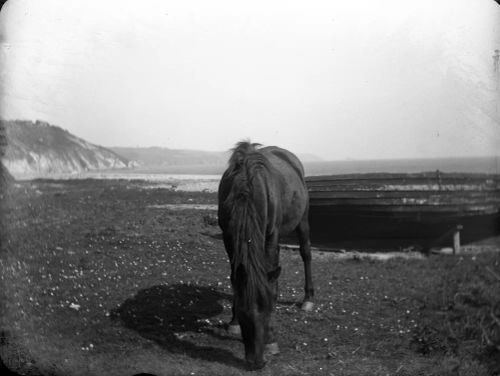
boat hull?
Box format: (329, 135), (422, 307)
(306, 172), (500, 241)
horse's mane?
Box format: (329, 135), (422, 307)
(223, 141), (273, 310)
(228, 141), (262, 169)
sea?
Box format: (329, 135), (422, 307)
(302, 156), (500, 176)
(72, 156), (500, 181)
(16, 155), (497, 183)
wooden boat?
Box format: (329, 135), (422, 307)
(305, 172), (500, 241)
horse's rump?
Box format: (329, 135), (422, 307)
(218, 142), (308, 306)
(218, 142), (308, 240)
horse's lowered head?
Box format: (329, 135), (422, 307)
(232, 258), (281, 370)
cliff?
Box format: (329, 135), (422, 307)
(1, 120), (132, 179)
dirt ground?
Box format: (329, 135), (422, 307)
(1, 179), (499, 376)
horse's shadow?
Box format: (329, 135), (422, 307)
(110, 284), (244, 369)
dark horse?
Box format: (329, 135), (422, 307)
(218, 141), (314, 370)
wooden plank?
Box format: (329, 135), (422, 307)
(305, 172), (500, 182)
(309, 196), (500, 207)
(307, 183), (500, 192)
(308, 191), (500, 200)
(306, 178), (500, 191)
(308, 203), (499, 214)
(306, 179), (500, 188)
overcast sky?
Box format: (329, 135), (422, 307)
(1, 0), (499, 160)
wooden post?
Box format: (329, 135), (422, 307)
(425, 224), (463, 255)
(453, 225), (463, 255)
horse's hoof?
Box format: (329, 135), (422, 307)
(301, 301), (314, 312)
(227, 324), (241, 336)
(264, 342), (280, 356)
(246, 360), (266, 371)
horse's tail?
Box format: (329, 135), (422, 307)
(224, 141), (270, 310)
(230, 197), (270, 311)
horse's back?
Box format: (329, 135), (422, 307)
(260, 146), (305, 183)
(218, 143), (309, 232)
(260, 146), (309, 231)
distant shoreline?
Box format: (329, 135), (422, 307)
(7, 155), (500, 181)
(304, 156), (500, 176)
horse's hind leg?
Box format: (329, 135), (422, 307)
(228, 294), (241, 335)
(296, 209), (314, 311)
(223, 233), (241, 336)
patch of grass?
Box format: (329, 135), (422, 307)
(409, 252), (500, 374)
(1, 179), (499, 376)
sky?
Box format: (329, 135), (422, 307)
(0, 0), (499, 160)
